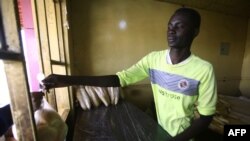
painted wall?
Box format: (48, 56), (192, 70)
(194, 10), (248, 96)
(19, 0), (41, 92)
(70, 0), (248, 95)
(240, 20), (250, 98)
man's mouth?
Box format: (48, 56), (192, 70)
(168, 36), (176, 42)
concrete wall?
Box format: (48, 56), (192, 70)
(69, 0), (248, 96)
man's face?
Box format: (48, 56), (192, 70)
(167, 13), (196, 49)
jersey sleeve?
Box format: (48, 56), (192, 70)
(197, 64), (217, 116)
(116, 53), (153, 87)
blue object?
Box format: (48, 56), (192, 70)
(0, 104), (13, 136)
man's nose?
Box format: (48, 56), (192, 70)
(168, 25), (176, 34)
(168, 28), (175, 34)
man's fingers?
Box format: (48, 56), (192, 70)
(94, 87), (110, 107)
(85, 86), (101, 107)
(41, 74), (66, 90)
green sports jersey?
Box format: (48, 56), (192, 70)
(116, 49), (217, 137)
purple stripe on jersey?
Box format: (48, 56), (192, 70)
(149, 69), (200, 96)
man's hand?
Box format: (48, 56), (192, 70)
(76, 86), (120, 110)
(41, 74), (68, 90)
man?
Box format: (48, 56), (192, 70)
(42, 7), (217, 141)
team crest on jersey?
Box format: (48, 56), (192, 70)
(178, 79), (189, 90)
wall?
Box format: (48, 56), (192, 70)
(240, 20), (250, 98)
(193, 10), (248, 96)
(70, 0), (177, 76)
(19, 0), (41, 92)
(70, 0), (248, 95)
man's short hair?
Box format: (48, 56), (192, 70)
(174, 7), (201, 29)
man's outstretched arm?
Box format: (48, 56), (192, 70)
(42, 74), (121, 110)
(42, 74), (121, 90)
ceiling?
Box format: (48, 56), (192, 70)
(155, 0), (250, 18)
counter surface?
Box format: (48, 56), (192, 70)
(73, 100), (172, 141)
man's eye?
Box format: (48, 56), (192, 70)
(177, 24), (185, 29)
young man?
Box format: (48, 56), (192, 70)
(42, 7), (217, 141)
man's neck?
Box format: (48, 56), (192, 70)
(169, 48), (191, 64)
